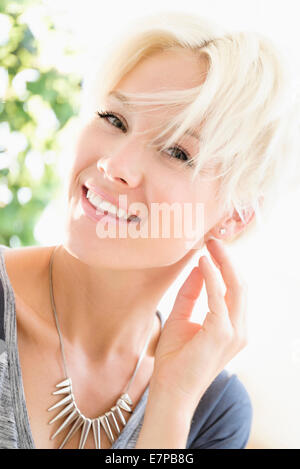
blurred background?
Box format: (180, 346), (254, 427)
(1, 0), (300, 449)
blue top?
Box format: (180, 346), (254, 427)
(0, 244), (252, 449)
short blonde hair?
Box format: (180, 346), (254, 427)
(80, 11), (300, 241)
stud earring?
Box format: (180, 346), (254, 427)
(219, 227), (226, 235)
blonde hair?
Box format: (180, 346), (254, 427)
(80, 11), (300, 242)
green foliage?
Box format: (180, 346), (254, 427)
(0, 0), (82, 247)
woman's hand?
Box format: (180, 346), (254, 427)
(150, 237), (248, 413)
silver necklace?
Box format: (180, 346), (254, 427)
(47, 245), (158, 449)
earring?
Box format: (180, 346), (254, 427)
(219, 227), (226, 235)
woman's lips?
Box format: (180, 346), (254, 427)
(80, 185), (139, 224)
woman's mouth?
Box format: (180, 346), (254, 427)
(80, 185), (140, 224)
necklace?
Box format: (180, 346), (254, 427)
(47, 245), (158, 449)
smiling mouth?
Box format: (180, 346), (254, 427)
(82, 185), (140, 223)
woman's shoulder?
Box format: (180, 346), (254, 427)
(0, 244), (55, 333)
(0, 243), (51, 266)
(0, 244), (52, 292)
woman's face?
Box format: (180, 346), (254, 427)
(64, 48), (224, 269)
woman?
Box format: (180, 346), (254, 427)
(0, 12), (298, 449)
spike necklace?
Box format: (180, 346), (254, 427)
(47, 245), (158, 449)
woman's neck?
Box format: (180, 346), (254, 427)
(48, 244), (193, 362)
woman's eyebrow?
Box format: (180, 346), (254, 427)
(184, 128), (201, 140)
(107, 91), (137, 110)
(107, 90), (200, 140)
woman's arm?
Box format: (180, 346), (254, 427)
(135, 238), (248, 448)
(135, 384), (197, 449)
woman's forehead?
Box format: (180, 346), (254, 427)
(114, 48), (208, 98)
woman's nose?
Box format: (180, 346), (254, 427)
(96, 139), (146, 188)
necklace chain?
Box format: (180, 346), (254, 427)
(47, 245), (159, 449)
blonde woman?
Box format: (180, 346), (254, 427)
(0, 12), (298, 449)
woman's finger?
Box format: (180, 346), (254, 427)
(167, 266), (204, 322)
(198, 255), (229, 320)
(206, 238), (246, 329)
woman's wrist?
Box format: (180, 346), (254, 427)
(135, 399), (193, 449)
(134, 380), (200, 449)
(148, 373), (206, 415)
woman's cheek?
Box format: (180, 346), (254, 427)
(73, 129), (100, 172)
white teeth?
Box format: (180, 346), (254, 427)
(117, 207), (129, 219)
(100, 200), (117, 214)
(86, 189), (129, 220)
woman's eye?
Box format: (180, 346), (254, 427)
(96, 111), (193, 167)
(97, 111), (127, 132)
(164, 146), (191, 164)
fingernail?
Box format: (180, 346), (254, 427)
(206, 236), (218, 242)
(200, 255), (208, 264)
(209, 237), (223, 244)
(206, 238), (217, 244)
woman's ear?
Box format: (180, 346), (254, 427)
(204, 205), (257, 243)
(225, 206), (256, 241)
